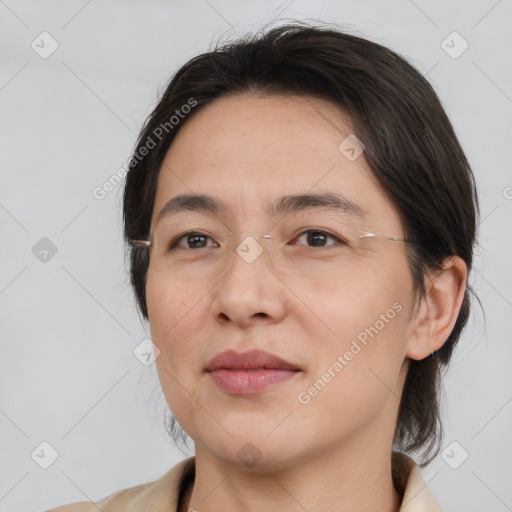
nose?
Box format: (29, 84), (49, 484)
(210, 237), (288, 328)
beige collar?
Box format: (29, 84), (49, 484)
(51, 451), (443, 511)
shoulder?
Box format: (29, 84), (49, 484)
(46, 457), (195, 512)
(392, 451), (443, 512)
(46, 504), (95, 512)
(45, 480), (154, 512)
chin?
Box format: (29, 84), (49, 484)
(195, 430), (308, 472)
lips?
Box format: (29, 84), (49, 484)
(205, 349), (301, 394)
(205, 349), (299, 372)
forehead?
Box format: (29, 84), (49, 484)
(152, 93), (402, 233)
(164, 92), (356, 170)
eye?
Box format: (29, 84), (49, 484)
(291, 229), (345, 248)
(169, 229), (346, 250)
(171, 231), (219, 249)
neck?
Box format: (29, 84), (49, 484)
(181, 438), (403, 512)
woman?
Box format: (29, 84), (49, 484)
(49, 21), (479, 512)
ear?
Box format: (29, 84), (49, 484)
(405, 256), (468, 361)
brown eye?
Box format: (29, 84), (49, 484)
(292, 230), (345, 248)
(171, 232), (218, 249)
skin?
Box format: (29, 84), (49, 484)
(145, 93), (467, 512)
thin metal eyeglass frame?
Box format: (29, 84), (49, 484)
(129, 230), (412, 249)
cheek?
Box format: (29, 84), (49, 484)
(147, 272), (206, 437)
(297, 304), (408, 439)
(146, 262), (204, 339)
(304, 257), (409, 336)
(146, 266), (204, 388)
(305, 259), (411, 396)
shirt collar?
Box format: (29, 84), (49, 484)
(93, 451), (442, 511)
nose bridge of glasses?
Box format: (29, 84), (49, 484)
(226, 230), (278, 265)
(229, 230), (275, 240)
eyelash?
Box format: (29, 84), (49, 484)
(169, 229), (346, 250)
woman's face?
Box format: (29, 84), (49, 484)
(146, 93), (417, 469)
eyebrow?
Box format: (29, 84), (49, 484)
(156, 191), (365, 225)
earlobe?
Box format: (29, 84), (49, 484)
(405, 256), (468, 361)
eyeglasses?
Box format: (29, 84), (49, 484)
(130, 220), (415, 268)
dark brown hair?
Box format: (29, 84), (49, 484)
(123, 21), (479, 466)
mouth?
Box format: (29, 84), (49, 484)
(204, 349), (301, 394)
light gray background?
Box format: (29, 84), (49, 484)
(1, 1), (511, 511)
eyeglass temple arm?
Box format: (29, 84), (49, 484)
(131, 239), (151, 247)
(359, 231), (409, 243)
